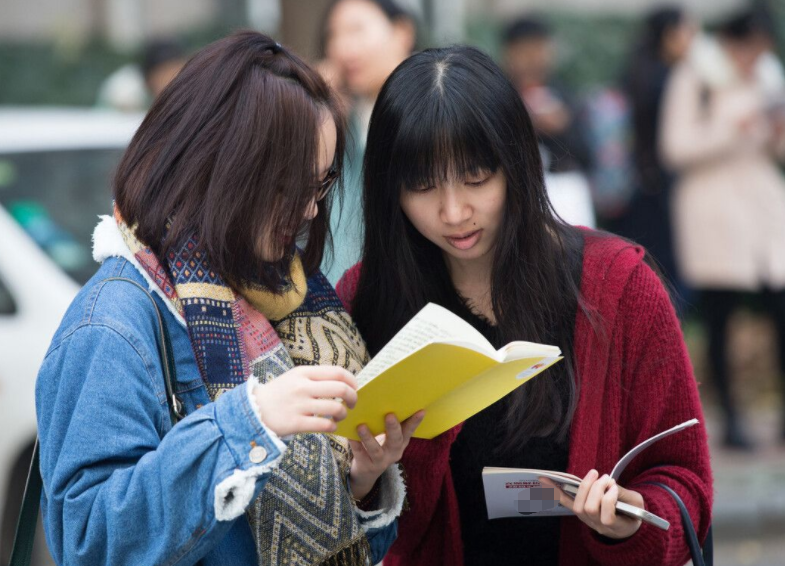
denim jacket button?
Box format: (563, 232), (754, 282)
(249, 445), (268, 464)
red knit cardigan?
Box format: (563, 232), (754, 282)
(337, 233), (713, 566)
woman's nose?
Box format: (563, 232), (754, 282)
(304, 197), (319, 222)
(440, 187), (471, 225)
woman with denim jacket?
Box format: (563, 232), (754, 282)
(35, 31), (421, 566)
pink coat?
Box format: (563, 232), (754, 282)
(661, 39), (785, 290)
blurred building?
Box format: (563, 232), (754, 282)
(0, 0), (749, 54)
(491, 0), (745, 18)
(0, 0), (218, 47)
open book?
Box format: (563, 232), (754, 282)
(334, 303), (562, 440)
(482, 418), (700, 531)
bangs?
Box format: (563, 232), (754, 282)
(389, 92), (500, 191)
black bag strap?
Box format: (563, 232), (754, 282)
(8, 440), (41, 566)
(9, 277), (184, 566)
(105, 277), (184, 424)
(645, 481), (713, 566)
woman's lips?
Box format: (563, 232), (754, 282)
(445, 229), (482, 251)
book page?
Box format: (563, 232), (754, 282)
(499, 341), (561, 362)
(484, 467), (582, 484)
(355, 303), (495, 387)
(482, 468), (575, 519)
(610, 418), (699, 480)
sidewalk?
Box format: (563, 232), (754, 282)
(705, 406), (785, 539)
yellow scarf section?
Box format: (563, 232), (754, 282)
(242, 255), (308, 321)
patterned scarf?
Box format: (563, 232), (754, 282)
(115, 210), (372, 565)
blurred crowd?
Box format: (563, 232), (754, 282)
(90, 0), (785, 453)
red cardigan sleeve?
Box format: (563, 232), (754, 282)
(577, 261), (713, 566)
(336, 262), (362, 313)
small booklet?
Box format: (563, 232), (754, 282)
(482, 419), (700, 531)
(334, 303), (562, 440)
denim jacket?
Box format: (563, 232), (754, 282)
(36, 250), (400, 565)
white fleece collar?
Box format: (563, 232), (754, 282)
(92, 215), (186, 327)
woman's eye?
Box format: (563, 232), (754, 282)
(413, 184), (436, 193)
(466, 176), (490, 187)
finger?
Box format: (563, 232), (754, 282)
(357, 424), (384, 460)
(600, 481), (619, 527)
(584, 474), (612, 518)
(572, 469), (599, 515)
(304, 366), (359, 389)
(615, 484), (644, 507)
(309, 381), (358, 409)
(305, 399), (348, 421)
(384, 413), (404, 447)
(348, 438), (366, 458)
(299, 416), (338, 433)
(400, 410), (426, 440)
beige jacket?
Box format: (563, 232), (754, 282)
(661, 37), (785, 290)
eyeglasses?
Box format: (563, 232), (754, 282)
(315, 167), (338, 201)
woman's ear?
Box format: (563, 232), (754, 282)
(392, 19), (416, 57)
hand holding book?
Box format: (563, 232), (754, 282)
(348, 410), (426, 501)
(482, 419), (700, 532)
(539, 470), (650, 539)
(335, 303), (562, 440)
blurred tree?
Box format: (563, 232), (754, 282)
(221, 0), (252, 30)
(1, 7), (784, 106)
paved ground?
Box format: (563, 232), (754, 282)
(704, 407), (785, 566)
(683, 310), (785, 566)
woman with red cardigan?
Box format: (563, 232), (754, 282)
(336, 45), (712, 566)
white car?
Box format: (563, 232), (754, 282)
(0, 108), (142, 564)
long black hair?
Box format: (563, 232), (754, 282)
(631, 7), (685, 63)
(622, 6), (686, 102)
(351, 46), (586, 450)
(714, 1), (777, 43)
(621, 7), (685, 187)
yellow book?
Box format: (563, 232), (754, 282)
(335, 303), (562, 440)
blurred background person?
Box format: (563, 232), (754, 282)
(618, 6), (696, 309)
(661, 2), (785, 450)
(502, 16), (595, 228)
(319, 0), (417, 284)
(96, 38), (187, 112)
